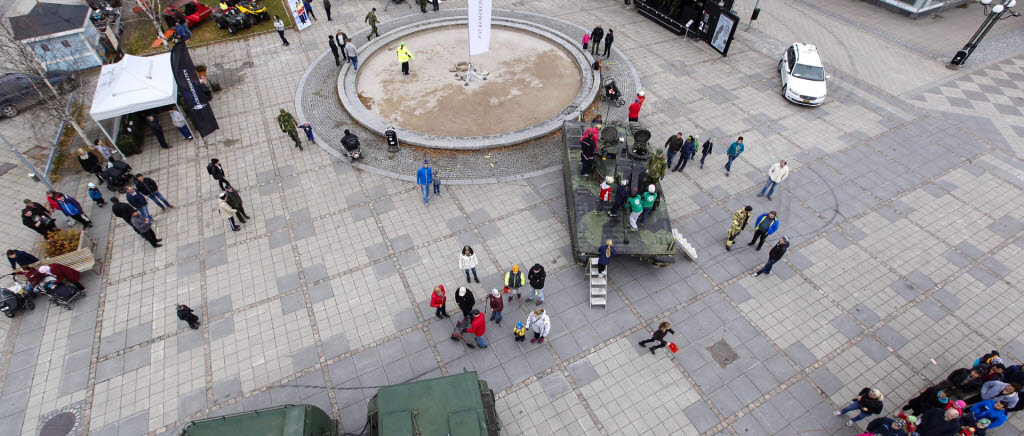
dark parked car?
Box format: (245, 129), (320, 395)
(0, 71), (75, 118)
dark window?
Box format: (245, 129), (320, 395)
(40, 44), (50, 52)
(786, 46), (796, 71)
(61, 40), (71, 48)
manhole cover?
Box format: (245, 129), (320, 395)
(39, 412), (77, 436)
(708, 339), (739, 368)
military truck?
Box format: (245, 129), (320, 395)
(180, 404), (338, 436)
(562, 120), (676, 266)
(367, 372), (501, 436)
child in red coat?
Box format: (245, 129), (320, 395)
(430, 285), (449, 319)
(597, 176), (613, 213)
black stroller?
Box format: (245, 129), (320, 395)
(0, 288), (34, 318)
(601, 77), (626, 107)
(41, 280), (85, 310)
(101, 160), (133, 193)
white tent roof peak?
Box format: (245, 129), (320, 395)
(89, 53), (177, 121)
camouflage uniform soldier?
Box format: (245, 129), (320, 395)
(277, 109), (302, 150)
(365, 8), (379, 40)
(646, 149), (667, 180)
(417, 0), (427, 13)
(726, 206), (753, 251)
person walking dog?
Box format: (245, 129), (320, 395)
(639, 321), (675, 355)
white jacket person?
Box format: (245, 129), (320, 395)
(768, 161), (790, 183)
(525, 308), (551, 340)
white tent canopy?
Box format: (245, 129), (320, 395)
(89, 53), (177, 121)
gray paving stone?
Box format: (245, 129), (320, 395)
(176, 259), (200, 278)
(467, 208), (491, 224)
(96, 355), (124, 382)
(785, 341), (817, 370)
(240, 390), (272, 412)
(722, 282), (751, 305)
(477, 223), (503, 241)
(209, 316), (235, 341)
(99, 330), (127, 356)
(539, 371), (572, 401)
(446, 215), (468, 233)
(118, 410), (149, 436)
(377, 337), (406, 365)
(967, 266), (999, 287)
(281, 175), (301, 190)
(849, 303), (881, 326)
(207, 296), (232, 318)
(212, 375), (242, 405)
(176, 241), (200, 260)
(393, 307), (419, 331)
(955, 241), (985, 259)
(276, 272), (300, 293)
(373, 197), (395, 214)
(875, 325), (909, 351)
(123, 345), (151, 373)
(857, 337), (892, 364)
(291, 344), (320, 371)
(205, 233), (226, 251)
(566, 359), (599, 388)
(308, 282), (334, 304)
(124, 322), (152, 348)
(303, 263), (329, 283)
(280, 292), (306, 316)
(383, 358), (415, 384)
(268, 229), (291, 249)
(350, 205), (373, 221)
(323, 333), (349, 359)
(831, 313), (863, 339)
(683, 400), (719, 434)
(177, 387), (207, 419)
(365, 243), (390, 261)
(916, 299), (947, 322)
(389, 234), (414, 252)
(456, 231), (480, 248)
(353, 348), (382, 375)
(205, 248), (228, 269)
(809, 366), (844, 396)
(932, 288), (962, 310)
(709, 385), (743, 416)
(177, 329), (204, 353)
(372, 259), (398, 278)
(504, 356), (534, 385)
(366, 184), (387, 198)
(890, 278), (922, 302)
(345, 191), (366, 207)
(57, 368), (88, 397)
(265, 215), (288, 232)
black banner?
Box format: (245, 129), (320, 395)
(170, 42), (219, 137)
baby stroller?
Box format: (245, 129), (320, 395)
(602, 77), (626, 107)
(0, 277), (35, 318)
(40, 280), (85, 310)
(101, 160), (133, 193)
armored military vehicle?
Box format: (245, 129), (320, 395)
(366, 372), (501, 435)
(562, 120), (676, 266)
(180, 404), (338, 436)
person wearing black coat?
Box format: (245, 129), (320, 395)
(525, 264), (545, 305)
(699, 138), (714, 168)
(110, 198), (139, 233)
(865, 415), (916, 436)
(134, 174), (173, 210)
(207, 159), (232, 190)
(145, 115), (170, 149)
(589, 24), (604, 55)
(609, 179), (629, 218)
(602, 29), (614, 58)
(753, 237), (789, 277)
(940, 367), (985, 395)
(22, 209), (55, 239)
(454, 286), (475, 321)
(22, 199), (50, 218)
(580, 136), (596, 175)
(328, 35), (340, 66)
(835, 387), (884, 426)
(903, 386), (959, 416)
(76, 148), (105, 184)
(915, 407), (962, 436)
(7, 249), (38, 269)
(177, 304), (201, 329)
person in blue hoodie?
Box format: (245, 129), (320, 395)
(87, 183), (105, 208)
(725, 136), (744, 176)
(416, 160), (433, 205)
(672, 135), (698, 172)
(55, 193), (92, 228)
(967, 400), (1008, 432)
(747, 210), (779, 251)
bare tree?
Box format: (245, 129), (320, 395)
(0, 19), (94, 148)
(126, 0), (170, 49)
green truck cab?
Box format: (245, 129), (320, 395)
(180, 404), (338, 436)
(367, 372), (501, 436)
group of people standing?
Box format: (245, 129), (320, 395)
(430, 246), (552, 349)
(585, 23), (614, 59)
(834, 351), (1021, 435)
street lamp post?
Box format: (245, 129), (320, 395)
(948, 0), (1019, 69)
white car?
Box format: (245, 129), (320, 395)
(779, 43), (828, 106)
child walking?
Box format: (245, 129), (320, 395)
(639, 321), (675, 355)
(88, 183), (106, 207)
(432, 168), (442, 196)
(430, 285), (449, 319)
(299, 122), (315, 143)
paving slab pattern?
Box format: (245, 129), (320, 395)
(0, 1), (1023, 435)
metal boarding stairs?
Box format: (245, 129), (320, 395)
(587, 258), (607, 309)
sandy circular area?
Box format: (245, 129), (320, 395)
(355, 26), (583, 137)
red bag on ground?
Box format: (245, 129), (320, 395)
(668, 343), (679, 353)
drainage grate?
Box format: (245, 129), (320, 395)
(39, 412), (76, 436)
(707, 339), (739, 368)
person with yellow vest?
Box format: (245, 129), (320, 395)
(504, 265), (525, 302)
(397, 42), (413, 75)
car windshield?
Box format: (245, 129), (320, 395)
(792, 64), (825, 81)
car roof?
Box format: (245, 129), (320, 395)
(793, 43), (823, 67)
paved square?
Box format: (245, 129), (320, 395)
(1, 1), (1023, 435)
